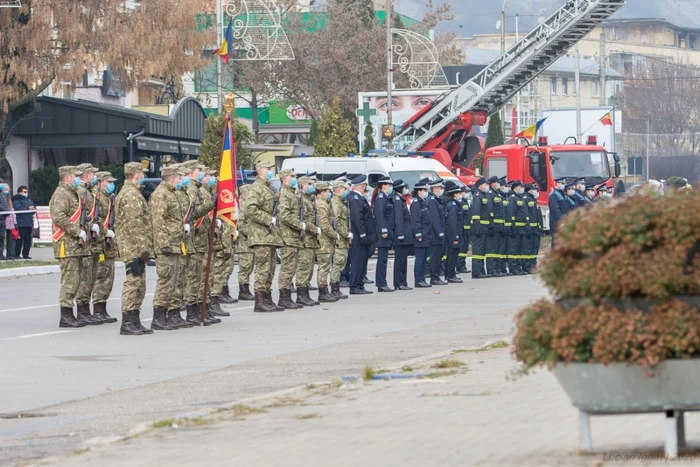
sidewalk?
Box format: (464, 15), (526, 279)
(51, 346), (700, 467)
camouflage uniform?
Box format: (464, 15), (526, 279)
(185, 178), (214, 305)
(174, 182), (192, 308)
(276, 172), (304, 308)
(75, 166), (102, 309)
(236, 185), (254, 299)
(92, 182), (117, 304)
(50, 167), (89, 327)
(315, 185), (337, 289)
(244, 162), (283, 311)
(296, 178), (320, 288)
(212, 221), (234, 296)
(115, 178), (152, 313)
(330, 184), (351, 285)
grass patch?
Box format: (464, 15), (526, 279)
(362, 365), (375, 381)
(431, 359), (466, 369)
(72, 449), (88, 456)
(230, 404), (266, 417)
(152, 417), (214, 429)
(294, 413), (321, 420)
(375, 368), (391, 374)
(419, 370), (459, 379)
(265, 397), (303, 409)
(401, 366), (414, 372)
(305, 384), (318, 390)
(0, 259), (58, 270)
(152, 419), (176, 429)
(453, 340), (510, 354)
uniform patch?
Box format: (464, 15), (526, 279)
(482, 198), (488, 204)
(528, 201), (535, 207)
(517, 200), (524, 206)
(353, 195), (359, 200)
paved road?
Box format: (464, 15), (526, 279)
(0, 259), (547, 465)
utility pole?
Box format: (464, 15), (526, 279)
(500, 0), (506, 136)
(386, 0), (393, 149)
(646, 119), (651, 180)
(575, 44), (582, 142)
(515, 13), (520, 134)
(216, 0), (224, 114)
(599, 31), (607, 106)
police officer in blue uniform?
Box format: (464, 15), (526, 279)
(487, 176), (505, 277)
(392, 179), (414, 291)
(548, 176), (570, 248)
(348, 175), (376, 294)
(572, 178), (588, 207)
(373, 175), (395, 292)
(470, 177), (491, 278)
(427, 179), (447, 285)
(584, 184), (596, 203)
(457, 186), (472, 274)
(444, 181), (463, 283)
(410, 178), (432, 288)
(564, 181), (578, 210)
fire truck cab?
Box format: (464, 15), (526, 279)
(483, 135), (621, 230)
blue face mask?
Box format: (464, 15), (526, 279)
(91, 175), (97, 186)
(306, 186), (315, 195)
(290, 178), (298, 188)
(208, 176), (216, 187)
(2, 186), (9, 195)
(342, 190), (348, 199)
(197, 173), (205, 183)
(106, 182), (115, 194)
(72, 177), (81, 188)
(139, 177), (145, 185)
(387, 186), (393, 195)
(182, 176), (191, 187)
(326, 192), (332, 200)
(420, 191), (429, 199)
(265, 171), (273, 180)
(175, 182), (182, 190)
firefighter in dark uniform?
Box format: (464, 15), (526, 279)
(444, 181), (463, 283)
(392, 179), (413, 290)
(373, 175), (395, 292)
(410, 178), (432, 288)
(522, 183), (541, 273)
(486, 176), (505, 277)
(426, 179), (447, 285)
(348, 175), (376, 294)
(457, 186), (471, 274)
(573, 178), (588, 207)
(508, 180), (528, 275)
(548, 176), (570, 249)
(470, 177), (491, 279)
(499, 178), (512, 275)
(584, 184), (596, 203)
(564, 181), (578, 210)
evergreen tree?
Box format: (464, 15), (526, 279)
(485, 112), (504, 149)
(363, 121), (376, 154)
(358, 0), (376, 29)
(308, 119), (320, 147)
(199, 111), (254, 170)
(392, 11), (405, 29)
(314, 100), (358, 157)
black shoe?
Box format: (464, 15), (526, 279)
(377, 285), (395, 292)
(330, 282), (348, 300)
(120, 312), (144, 335)
(415, 282), (432, 288)
(254, 292), (283, 313)
(430, 279), (448, 286)
(492, 272), (506, 278)
(278, 289), (303, 309)
(456, 267), (469, 274)
(59, 306), (86, 328)
(167, 309), (194, 328)
(265, 291), (285, 311)
(237, 284), (255, 301)
(513, 271), (527, 276)
(187, 304), (212, 324)
(447, 276), (464, 284)
(472, 274), (488, 279)
(318, 285), (339, 303)
(0, 256), (7, 261)
(219, 286), (238, 304)
(151, 307), (178, 331)
(349, 289), (373, 295)
(209, 297), (231, 316)
(363, 277), (374, 284)
(134, 310), (154, 334)
(338, 280), (350, 288)
(296, 286), (320, 306)
(23, 256), (32, 260)
(93, 302), (118, 324)
(76, 304), (103, 325)
(397, 285), (413, 291)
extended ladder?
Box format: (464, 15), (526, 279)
(401, 0), (626, 151)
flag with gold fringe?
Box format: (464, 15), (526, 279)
(216, 115), (238, 227)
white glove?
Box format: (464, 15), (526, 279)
(91, 223), (100, 234)
(217, 219), (222, 229)
(78, 230), (87, 242)
(271, 217), (277, 227)
(316, 227), (321, 235)
(336, 233), (340, 241)
(439, 233), (444, 237)
(398, 236), (405, 240)
(106, 230), (115, 239)
(347, 232), (354, 240)
(301, 222), (306, 231)
(184, 223), (191, 234)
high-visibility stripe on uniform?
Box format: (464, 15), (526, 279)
(480, 220), (490, 225)
(458, 253), (468, 258)
(515, 222), (526, 227)
(472, 255), (486, 260)
(493, 219), (504, 224)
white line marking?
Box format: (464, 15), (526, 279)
(2, 330), (76, 341)
(0, 293), (155, 314)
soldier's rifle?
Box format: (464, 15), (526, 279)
(271, 190), (280, 231)
(298, 194), (305, 240)
(92, 189), (101, 239)
(185, 197), (196, 234)
(78, 189), (89, 246)
(106, 192), (116, 246)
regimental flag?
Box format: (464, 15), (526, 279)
(512, 117), (547, 140)
(213, 17), (233, 64)
(217, 115), (239, 227)
(600, 112), (613, 126)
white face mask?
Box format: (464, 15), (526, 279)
(531, 191), (538, 198)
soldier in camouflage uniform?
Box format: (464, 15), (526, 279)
(236, 184), (255, 301)
(330, 181), (351, 300)
(315, 182), (339, 303)
(210, 219), (236, 310)
(200, 169), (227, 321)
(219, 221), (237, 304)
(276, 168), (305, 309)
(91, 171), (119, 324)
(295, 176), (321, 306)
(51, 166), (89, 328)
(73, 163), (105, 325)
(183, 160), (219, 325)
(244, 160), (284, 312)
(171, 164), (195, 327)
(149, 166), (186, 331)
(114, 162), (153, 335)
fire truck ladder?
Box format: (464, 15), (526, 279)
(401, 0), (626, 151)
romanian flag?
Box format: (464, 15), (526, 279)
(600, 112), (613, 126)
(213, 17), (233, 64)
(513, 118), (547, 140)
(216, 115), (239, 227)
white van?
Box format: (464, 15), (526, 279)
(280, 155), (464, 191)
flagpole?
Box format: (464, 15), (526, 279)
(216, 0), (224, 114)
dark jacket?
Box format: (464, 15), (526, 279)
(393, 193), (413, 246)
(471, 190), (492, 235)
(548, 189), (570, 236)
(509, 193), (528, 235)
(0, 194), (9, 221)
(373, 191), (395, 248)
(12, 194), (35, 228)
(445, 198), (461, 247)
(427, 193), (445, 246)
(410, 195), (431, 248)
(490, 190), (505, 233)
(349, 190), (377, 247)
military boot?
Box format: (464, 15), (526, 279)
(290, 283), (297, 293)
(238, 283), (255, 301)
(76, 303), (103, 326)
(186, 304), (211, 326)
(93, 302), (118, 324)
(219, 285), (238, 304)
(59, 306), (86, 328)
(331, 282), (348, 300)
(296, 286), (319, 306)
(167, 309), (194, 328)
(133, 310), (154, 334)
(151, 306), (177, 331)
(119, 312), (144, 335)
(278, 289), (303, 309)
(318, 285), (338, 303)
(265, 291), (285, 311)
(254, 292), (280, 313)
(209, 296), (231, 317)
(204, 302), (223, 324)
